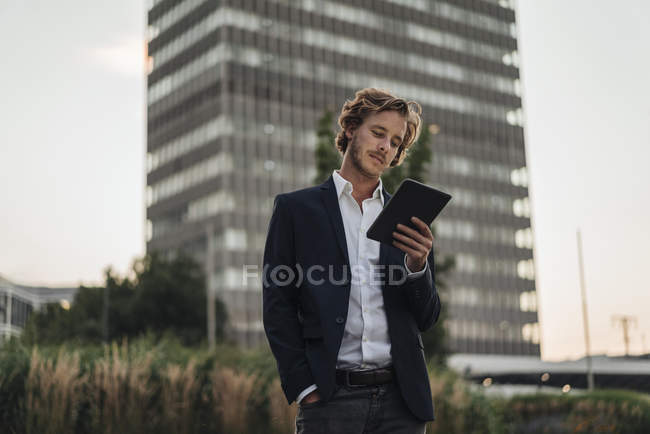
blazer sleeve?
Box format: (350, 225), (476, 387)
(262, 195), (314, 403)
(401, 249), (441, 332)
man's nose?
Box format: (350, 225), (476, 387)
(377, 137), (390, 152)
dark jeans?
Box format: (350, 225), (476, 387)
(295, 382), (426, 434)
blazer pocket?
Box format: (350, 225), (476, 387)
(303, 325), (324, 339)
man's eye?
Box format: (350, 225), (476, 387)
(391, 142), (399, 147)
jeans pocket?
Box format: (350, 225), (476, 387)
(299, 399), (324, 409)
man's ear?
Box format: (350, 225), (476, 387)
(345, 125), (357, 140)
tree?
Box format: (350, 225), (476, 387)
(129, 253), (227, 344)
(313, 110), (341, 185)
(312, 111), (454, 366)
(22, 253), (227, 346)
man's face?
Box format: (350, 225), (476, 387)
(344, 110), (407, 179)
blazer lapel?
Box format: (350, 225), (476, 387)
(320, 176), (350, 267)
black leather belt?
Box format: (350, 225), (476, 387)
(335, 367), (394, 387)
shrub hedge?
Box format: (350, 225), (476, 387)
(1, 338), (648, 434)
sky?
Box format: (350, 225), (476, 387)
(0, 1), (146, 285)
(1, 0), (648, 361)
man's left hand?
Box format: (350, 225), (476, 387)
(392, 216), (434, 272)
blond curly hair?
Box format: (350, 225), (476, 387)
(336, 88), (422, 167)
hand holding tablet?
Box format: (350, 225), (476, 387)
(367, 179), (452, 246)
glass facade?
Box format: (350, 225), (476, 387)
(146, 0), (539, 355)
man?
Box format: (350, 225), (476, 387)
(263, 88), (441, 433)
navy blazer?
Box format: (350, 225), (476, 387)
(262, 175), (441, 421)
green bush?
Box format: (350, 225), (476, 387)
(427, 368), (505, 433)
(502, 390), (650, 433)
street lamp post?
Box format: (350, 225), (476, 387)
(206, 223), (216, 350)
(576, 229), (595, 391)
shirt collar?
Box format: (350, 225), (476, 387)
(332, 170), (385, 206)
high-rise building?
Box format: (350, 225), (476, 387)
(146, 0), (539, 355)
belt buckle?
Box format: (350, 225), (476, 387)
(342, 370), (364, 388)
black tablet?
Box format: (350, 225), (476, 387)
(367, 179), (452, 246)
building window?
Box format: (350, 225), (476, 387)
(520, 291), (538, 312)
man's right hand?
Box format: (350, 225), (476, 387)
(302, 390), (321, 404)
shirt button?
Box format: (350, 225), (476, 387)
(335, 317), (345, 324)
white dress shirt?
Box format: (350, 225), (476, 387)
(297, 171), (427, 403)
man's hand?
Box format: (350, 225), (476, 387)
(302, 390), (321, 404)
(392, 216), (434, 272)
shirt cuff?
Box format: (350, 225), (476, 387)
(404, 255), (427, 279)
(296, 384), (318, 404)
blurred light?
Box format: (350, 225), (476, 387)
(264, 124), (275, 134)
(428, 124), (440, 135)
(264, 160), (276, 171)
(562, 384), (571, 393)
(146, 57), (154, 75)
(482, 377), (493, 387)
(541, 373), (550, 383)
(60, 300), (71, 310)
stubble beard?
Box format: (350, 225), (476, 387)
(349, 135), (382, 179)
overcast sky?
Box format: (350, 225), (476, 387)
(1, 0), (648, 361)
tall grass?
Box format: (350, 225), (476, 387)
(3, 339), (650, 434)
(210, 365), (262, 433)
(25, 348), (86, 434)
(268, 378), (297, 433)
(160, 360), (200, 434)
(89, 342), (155, 434)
